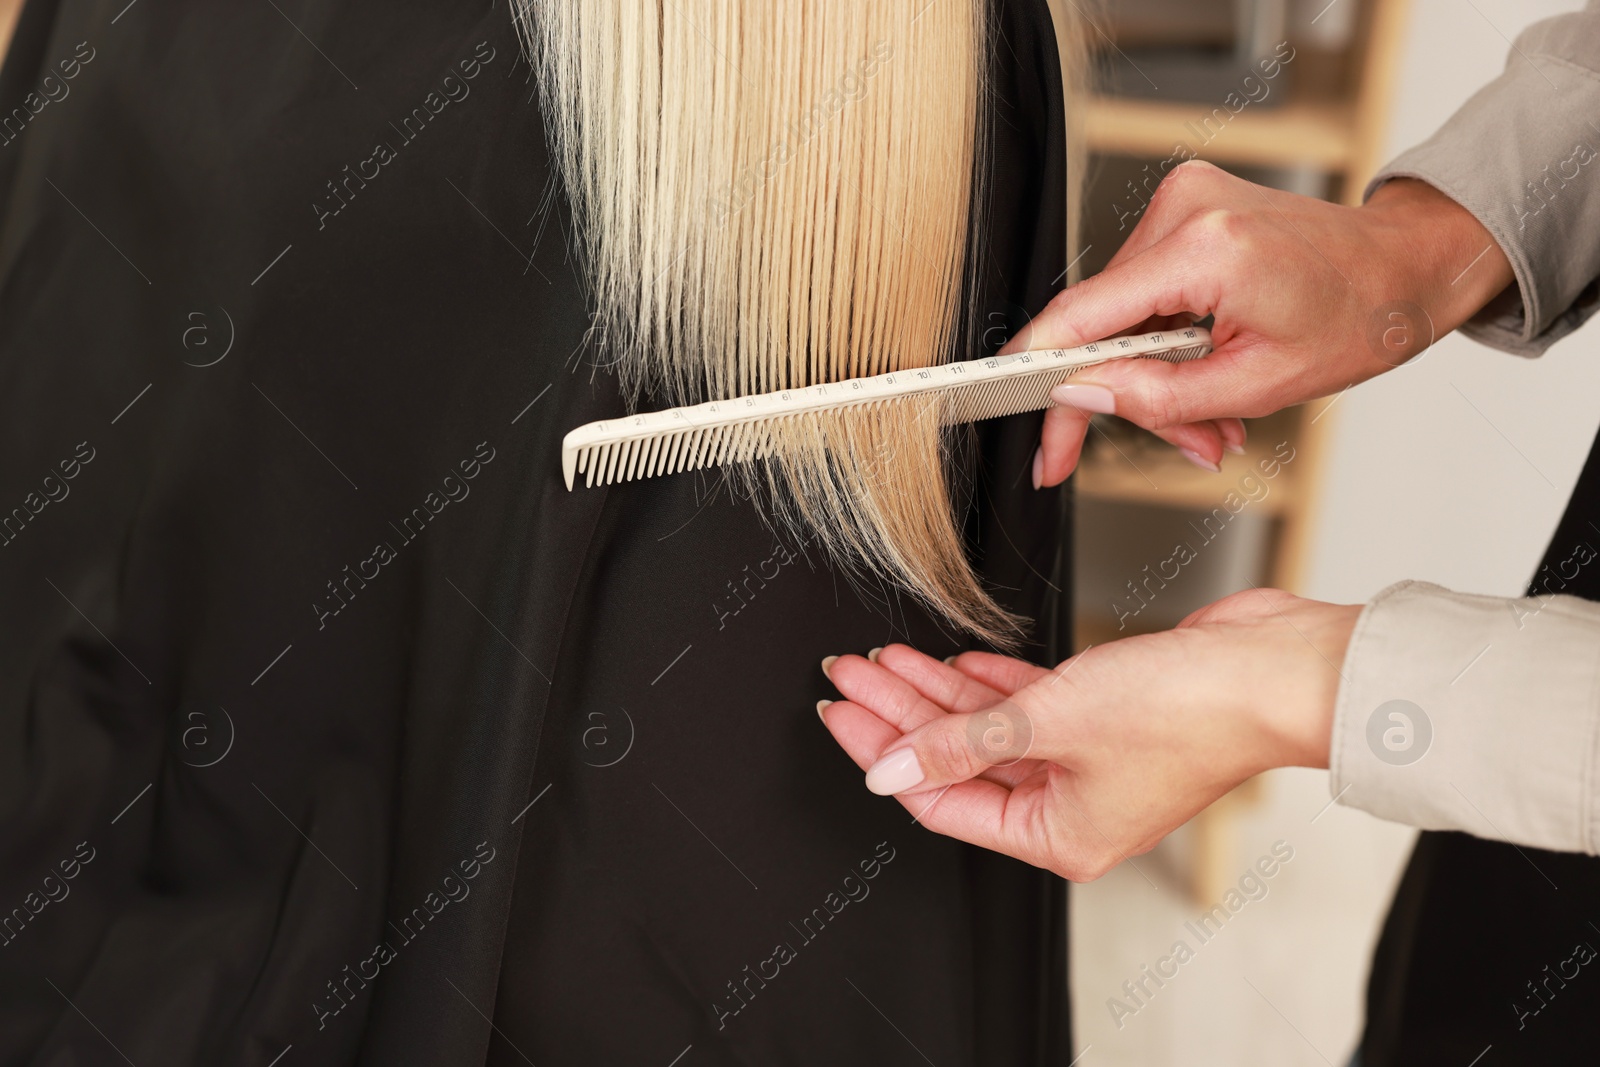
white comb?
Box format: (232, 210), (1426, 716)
(561, 326), (1212, 490)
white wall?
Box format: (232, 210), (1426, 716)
(1302, 0), (1599, 605)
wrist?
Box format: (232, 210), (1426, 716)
(1363, 178), (1515, 338)
(1249, 602), (1361, 771)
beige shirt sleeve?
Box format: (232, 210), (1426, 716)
(1331, 5), (1600, 850)
(1366, 1), (1600, 356)
(1331, 581), (1600, 854)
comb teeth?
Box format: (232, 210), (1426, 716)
(562, 327), (1213, 490)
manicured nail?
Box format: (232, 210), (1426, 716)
(1179, 447), (1220, 473)
(821, 655), (839, 679)
(865, 747), (925, 795)
(817, 699), (833, 722)
(1219, 418), (1247, 455)
(1050, 383), (1116, 414)
(1031, 447), (1043, 490)
(867, 647), (883, 663)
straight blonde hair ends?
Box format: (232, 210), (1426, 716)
(523, 1), (1070, 646)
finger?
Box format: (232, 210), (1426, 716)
(902, 771), (1110, 883)
(1037, 403), (1091, 487)
(1041, 379), (1229, 482)
(1130, 311), (1200, 335)
(872, 643), (1006, 714)
(1141, 419), (1226, 472)
(818, 699), (904, 769)
(1099, 161), (1225, 271)
(1048, 342), (1285, 431)
(1002, 246), (1292, 428)
(892, 775), (1046, 869)
(1218, 417), (1247, 455)
(819, 698), (1038, 865)
(825, 653), (951, 735)
(1003, 239), (1222, 357)
(1096, 208), (1183, 280)
(1043, 389), (1231, 481)
(946, 651), (1051, 697)
(864, 701), (1043, 796)
(835, 703), (1074, 875)
(871, 645), (1048, 788)
(830, 651), (1038, 788)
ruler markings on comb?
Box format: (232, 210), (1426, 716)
(562, 327), (1212, 490)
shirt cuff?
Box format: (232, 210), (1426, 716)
(1331, 579), (1600, 855)
(1364, 15), (1600, 357)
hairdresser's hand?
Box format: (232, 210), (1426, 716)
(818, 589), (1358, 880)
(1016, 162), (1515, 487)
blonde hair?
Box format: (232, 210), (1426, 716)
(522, 0), (1073, 646)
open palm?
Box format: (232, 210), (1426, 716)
(819, 589), (1355, 880)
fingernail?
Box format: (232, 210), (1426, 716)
(1179, 447), (1221, 473)
(1220, 418), (1247, 455)
(1031, 447), (1043, 490)
(817, 699), (833, 722)
(821, 655), (839, 679)
(1050, 383), (1116, 414)
(867, 647), (883, 663)
(944, 655), (959, 666)
(865, 747), (925, 795)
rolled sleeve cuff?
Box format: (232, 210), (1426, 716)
(1365, 21), (1600, 357)
(1330, 580), (1600, 855)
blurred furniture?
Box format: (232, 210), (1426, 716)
(0, 0), (18, 58)
(0, 0), (21, 68)
(1074, 0), (1411, 903)
(1098, 0), (1292, 101)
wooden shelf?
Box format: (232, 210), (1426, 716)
(1071, 0), (1411, 906)
(1083, 94), (1357, 170)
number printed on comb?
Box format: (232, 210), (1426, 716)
(560, 327), (1213, 490)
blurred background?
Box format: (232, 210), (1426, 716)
(0, 0), (1591, 1062)
(1069, 0), (1599, 1063)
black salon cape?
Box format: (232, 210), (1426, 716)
(0, 2), (1070, 1064)
(1360, 436), (1600, 1064)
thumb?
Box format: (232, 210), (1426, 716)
(864, 701), (1038, 796)
(1053, 344), (1275, 431)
